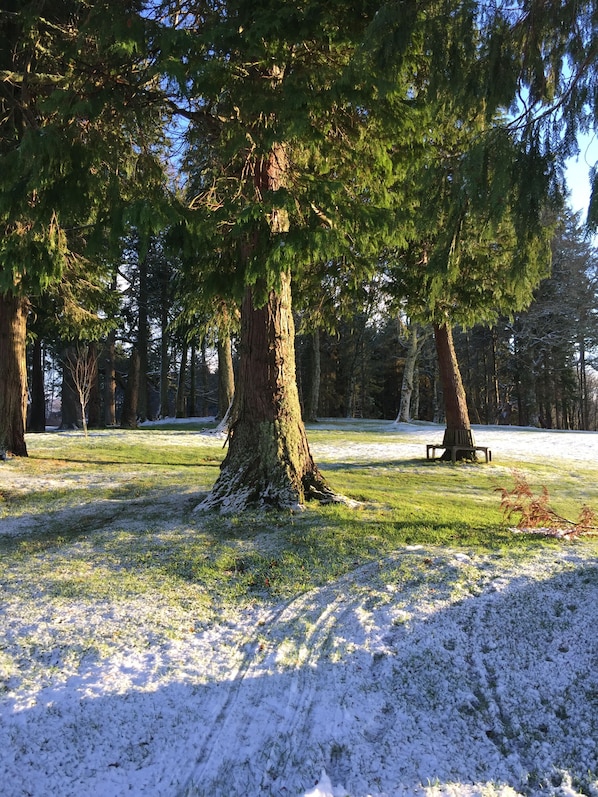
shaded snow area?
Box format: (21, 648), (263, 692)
(1, 423), (598, 796)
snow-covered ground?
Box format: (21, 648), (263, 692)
(1, 423), (597, 797)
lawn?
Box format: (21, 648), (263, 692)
(1, 421), (597, 797)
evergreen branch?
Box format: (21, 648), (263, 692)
(0, 70), (64, 85)
(505, 42), (598, 136)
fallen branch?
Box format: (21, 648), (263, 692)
(496, 470), (598, 538)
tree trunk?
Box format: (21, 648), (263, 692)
(189, 339), (197, 417)
(175, 344), (188, 418)
(217, 333), (235, 421)
(396, 324), (419, 423)
(28, 335), (46, 432)
(137, 254), (150, 422)
(201, 339), (211, 416)
(159, 272), (171, 418)
(305, 329), (321, 423)
(121, 347), (140, 429)
(104, 331), (117, 426)
(433, 322), (475, 457)
(0, 294), (29, 456)
(199, 274), (333, 512)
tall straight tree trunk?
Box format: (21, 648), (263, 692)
(104, 273), (118, 427)
(434, 322), (475, 457)
(29, 335), (46, 432)
(305, 328), (321, 423)
(217, 333), (235, 421)
(104, 331), (117, 426)
(199, 274), (332, 512)
(137, 254), (149, 422)
(0, 294), (29, 456)
(189, 339), (197, 418)
(176, 344), (188, 418)
(159, 271), (171, 418)
(200, 338), (210, 416)
(579, 335), (588, 429)
(396, 323), (419, 423)
(121, 348), (140, 429)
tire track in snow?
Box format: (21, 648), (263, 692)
(178, 564), (378, 797)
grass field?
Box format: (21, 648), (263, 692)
(1, 421), (597, 796)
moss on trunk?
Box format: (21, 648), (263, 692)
(199, 274), (333, 512)
(0, 293), (29, 456)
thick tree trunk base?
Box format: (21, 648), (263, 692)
(0, 294), (29, 456)
(195, 418), (339, 513)
(439, 427), (477, 461)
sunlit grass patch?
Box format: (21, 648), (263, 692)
(1, 425), (597, 616)
(26, 428), (225, 467)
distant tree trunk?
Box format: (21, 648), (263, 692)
(189, 339), (197, 417)
(202, 339), (211, 416)
(397, 324), (419, 423)
(104, 331), (117, 426)
(137, 254), (149, 422)
(0, 294), (29, 456)
(199, 274), (333, 512)
(201, 339), (211, 416)
(412, 361), (420, 420)
(305, 329), (321, 423)
(217, 333), (235, 421)
(159, 324), (170, 418)
(121, 348), (140, 429)
(434, 322), (475, 457)
(159, 271), (170, 418)
(29, 336), (46, 432)
(175, 344), (188, 418)
(579, 334), (588, 429)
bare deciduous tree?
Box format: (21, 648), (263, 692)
(64, 345), (98, 439)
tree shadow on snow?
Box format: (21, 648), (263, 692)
(1, 562), (597, 796)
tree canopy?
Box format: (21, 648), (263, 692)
(3, 0), (598, 481)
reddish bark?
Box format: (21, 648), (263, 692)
(434, 322), (476, 456)
(434, 322), (471, 432)
(0, 294), (29, 456)
(201, 273), (331, 511)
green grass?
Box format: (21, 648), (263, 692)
(1, 426), (597, 626)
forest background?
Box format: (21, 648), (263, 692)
(2, 0), (598, 507)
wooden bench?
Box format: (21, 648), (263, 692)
(426, 444), (492, 463)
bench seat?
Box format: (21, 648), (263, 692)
(426, 444), (492, 463)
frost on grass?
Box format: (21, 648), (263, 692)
(1, 424), (598, 796)
(2, 543), (598, 797)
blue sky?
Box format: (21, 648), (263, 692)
(565, 132), (597, 220)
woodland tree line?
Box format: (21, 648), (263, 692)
(2, 0), (598, 509)
(27, 211), (598, 433)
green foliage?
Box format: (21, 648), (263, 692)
(387, 111), (557, 327)
(168, 0), (421, 306)
(0, 1), (171, 300)
(0, 215), (67, 296)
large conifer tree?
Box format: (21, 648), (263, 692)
(0, 1), (168, 455)
(160, 0), (415, 509)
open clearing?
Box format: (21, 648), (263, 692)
(1, 421), (597, 797)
